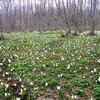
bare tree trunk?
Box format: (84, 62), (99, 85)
(78, 0), (83, 33)
(72, 0), (79, 36)
(89, 0), (97, 35)
(0, 15), (3, 32)
(0, 0), (99, 33)
(66, 0), (71, 35)
(62, 0), (71, 36)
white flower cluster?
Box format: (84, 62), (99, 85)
(0, 63), (3, 65)
(58, 74), (63, 77)
(71, 95), (77, 99)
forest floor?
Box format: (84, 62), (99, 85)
(0, 32), (100, 100)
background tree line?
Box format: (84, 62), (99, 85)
(0, 0), (100, 35)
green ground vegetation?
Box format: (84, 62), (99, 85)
(0, 32), (100, 100)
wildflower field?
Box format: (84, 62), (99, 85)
(0, 32), (100, 100)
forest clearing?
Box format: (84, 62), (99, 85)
(0, 32), (100, 100)
(0, 0), (100, 100)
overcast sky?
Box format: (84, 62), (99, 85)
(0, 0), (100, 9)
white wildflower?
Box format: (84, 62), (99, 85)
(1, 82), (3, 85)
(94, 44), (96, 45)
(20, 89), (23, 93)
(41, 72), (43, 74)
(30, 82), (33, 85)
(74, 70), (76, 72)
(6, 72), (9, 75)
(33, 68), (36, 71)
(58, 75), (60, 77)
(3, 59), (6, 62)
(79, 55), (82, 58)
(8, 59), (11, 63)
(71, 54), (74, 56)
(98, 77), (100, 81)
(16, 98), (20, 100)
(55, 63), (58, 66)
(43, 64), (46, 67)
(34, 87), (38, 90)
(45, 51), (47, 53)
(37, 57), (39, 60)
(45, 83), (48, 86)
(98, 59), (100, 63)
(74, 95), (77, 99)
(67, 65), (70, 69)
(68, 57), (70, 59)
(5, 93), (7, 96)
(0, 63), (3, 65)
(10, 69), (13, 71)
(14, 54), (18, 58)
(57, 86), (61, 90)
(8, 64), (10, 66)
(61, 57), (65, 60)
(24, 88), (26, 90)
(5, 84), (9, 88)
(58, 74), (63, 77)
(94, 68), (96, 72)
(72, 95), (77, 99)
(90, 97), (94, 100)
(83, 75), (86, 78)
(8, 77), (11, 80)
(52, 52), (55, 55)
(19, 78), (22, 82)
(41, 55), (44, 57)
(14, 84), (17, 86)
(91, 71), (94, 73)
(44, 57), (46, 59)
(3, 74), (5, 77)
(78, 57), (80, 60)
(21, 85), (24, 88)
(60, 74), (63, 77)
